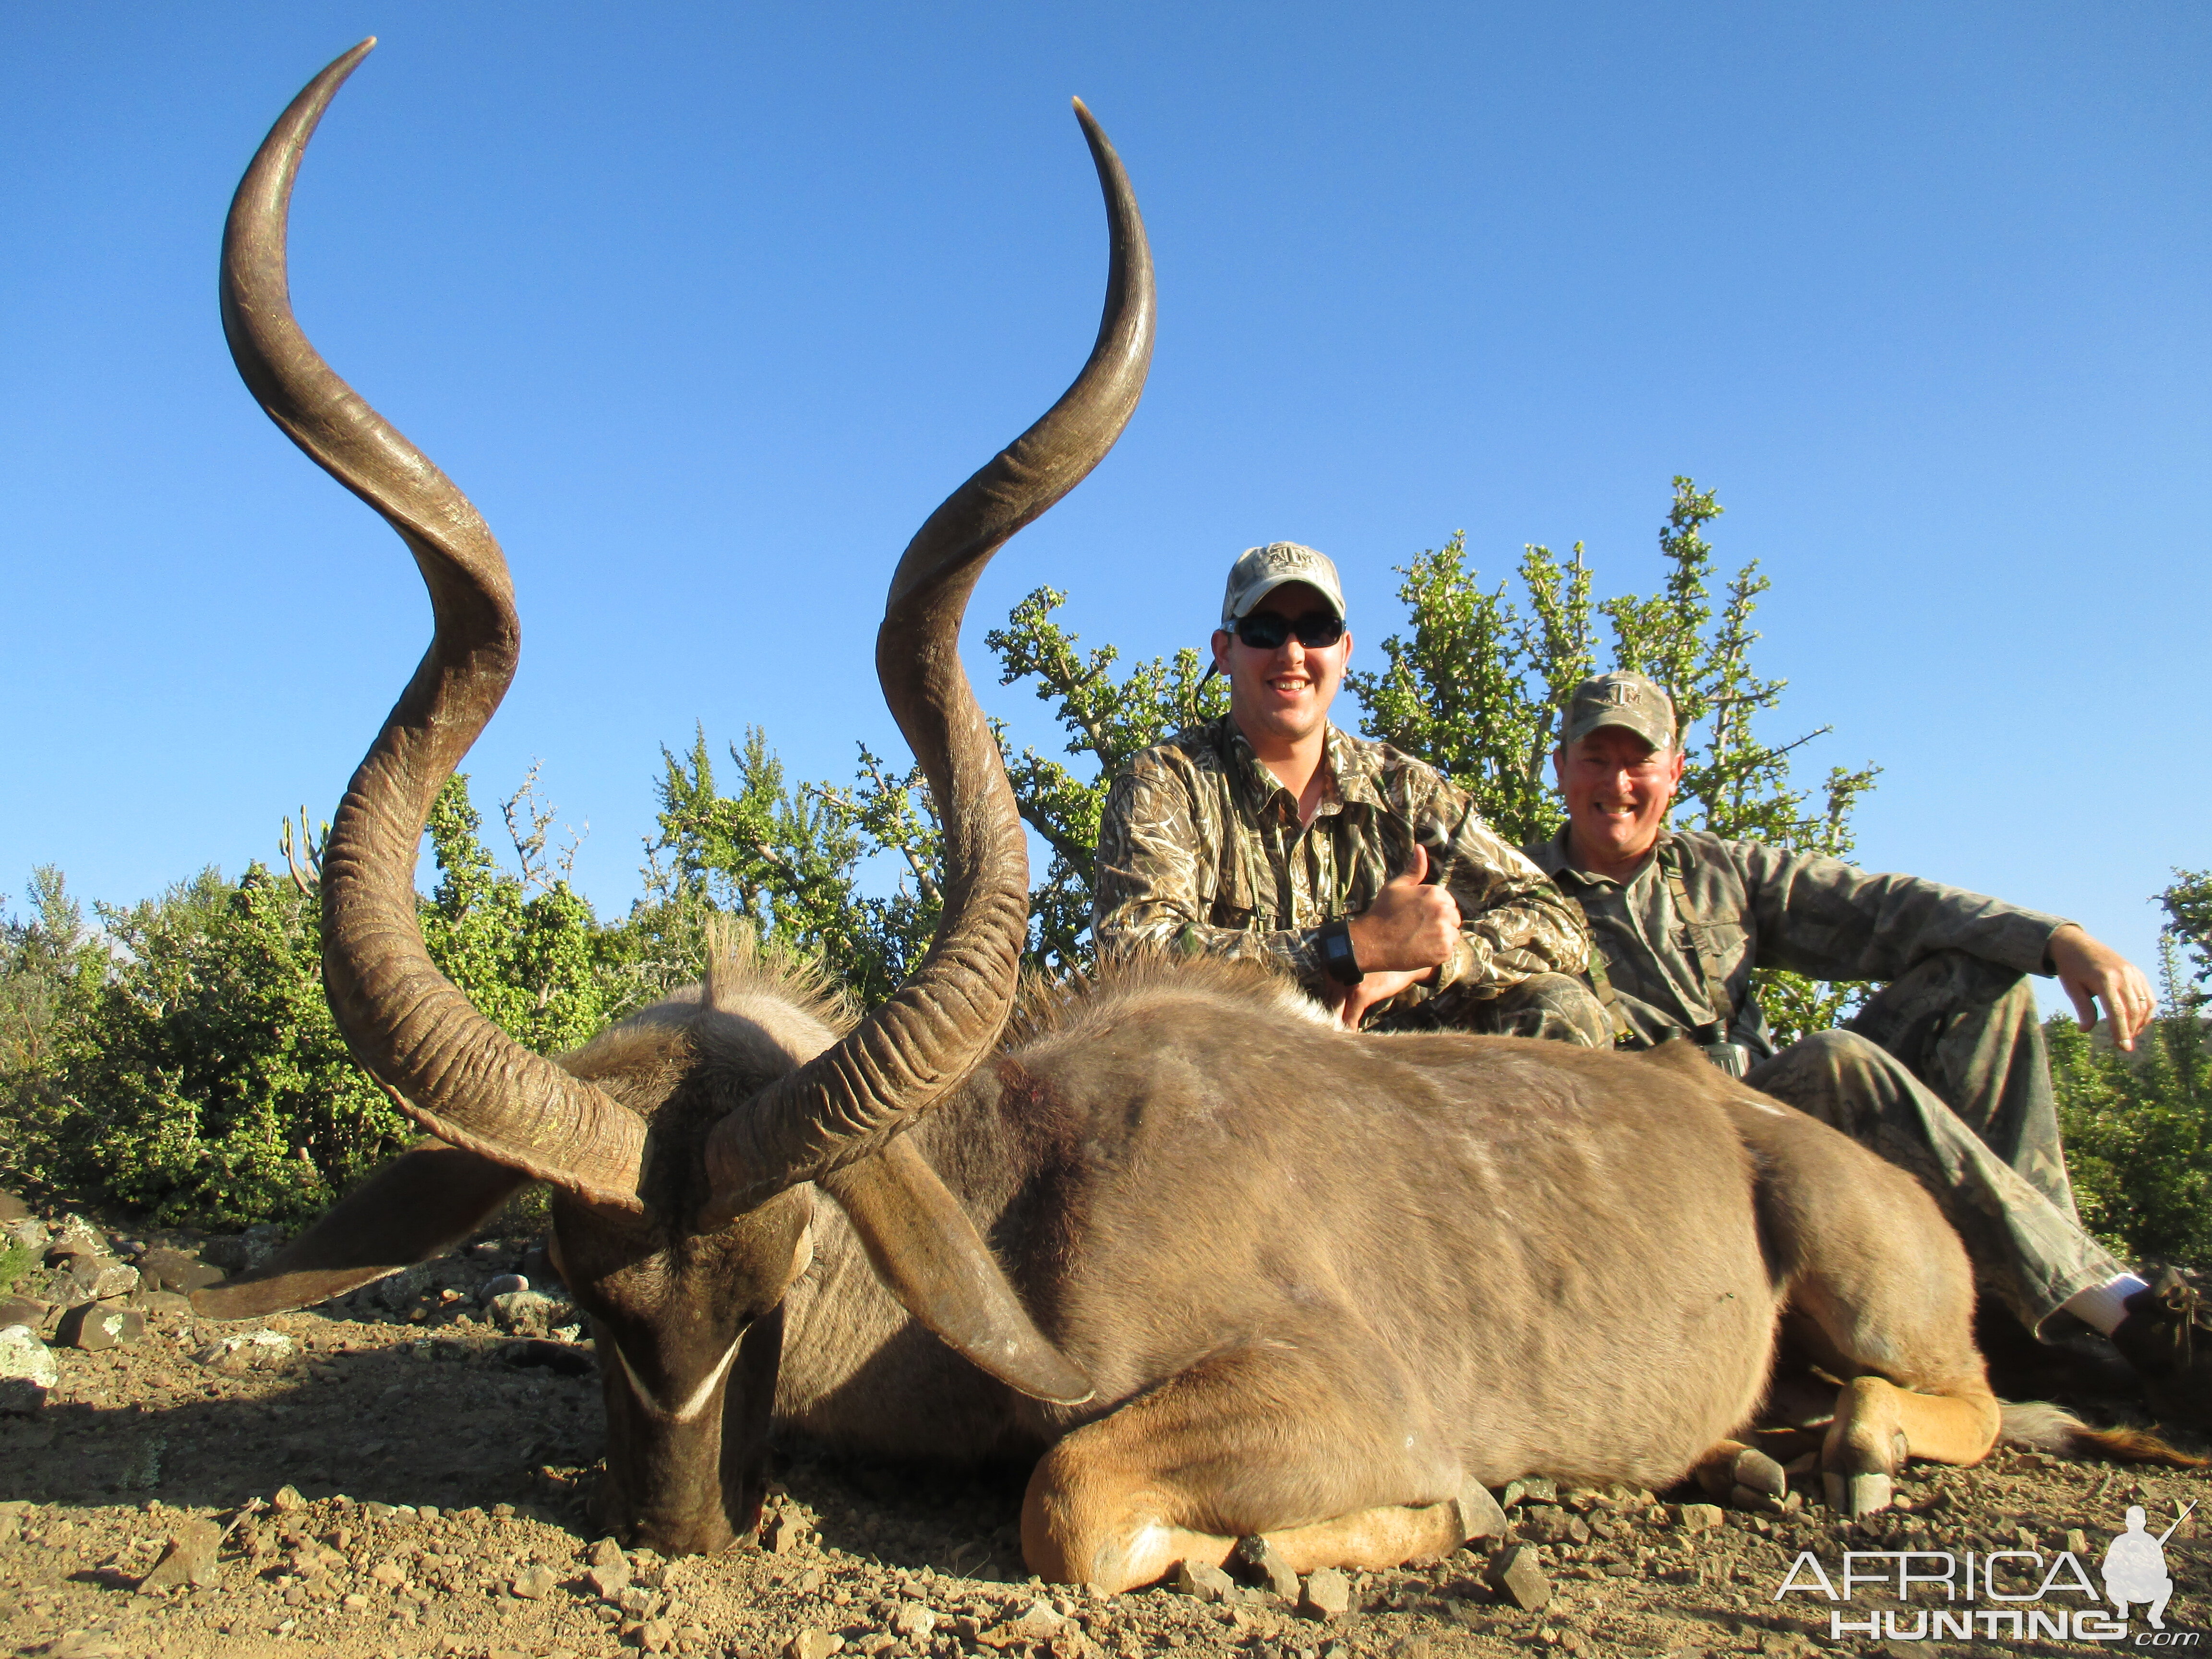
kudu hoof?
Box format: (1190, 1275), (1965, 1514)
(1821, 1470), (1895, 1518)
(1730, 1448), (1787, 1502)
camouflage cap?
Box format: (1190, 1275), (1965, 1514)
(1563, 671), (1676, 751)
(1219, 542), (1346, 626)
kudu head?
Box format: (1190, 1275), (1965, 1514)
(194, 39), (1153, 1554)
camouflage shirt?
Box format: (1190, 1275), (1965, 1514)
(1524, 825), (2074, 1059)
(1093, 716), (1589, 1003)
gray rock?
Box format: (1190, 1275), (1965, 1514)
(68, 1258), (139, 1301)
(0, 1323), (58, 1389)
(1235, 1534), (1300, 1600)
(0, 1297), (47, 1330)
(767, 1512), (807, 1554)
(1500, 1477), (1558, 1508)
(58, 1303), (144, 1350)
(1674, 1503), (1724, 1532)
(512, 1563), (559, 1599)
(1171, 1559), (1238, 1602)
(890, 1602), (938, 1640)
(140, 1517), (224, 1591)
(786, 1631), (842, 1659)
(3, 1218), (48, 1255)
(490, 1288), (560, 1334)
(201, 1224), (286, 1273)
(134, 1290), (193, 1317)
(46, 1215), (101, 1257)
(137, 1247), (224, 1295)
(0, 1190), (25, 1223)
(1517, 1504), (1588, 1545)
(1488, 1544), (1551, 1612)
(482, 1273), (530, 1301)
(589, 1560), (632, 1600)
(590, 1536), (627, 1569)
(1300, 1565), (1352, 1620)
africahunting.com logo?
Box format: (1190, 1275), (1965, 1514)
(1770, 1502), (2197, 1646)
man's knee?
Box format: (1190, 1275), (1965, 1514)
(1492, 973), (1611, 1047)
(1851, 949), (2038, 1048)
(1744, 1028), (1905, 1123)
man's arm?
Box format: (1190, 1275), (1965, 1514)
(1731, 841), (2154, 1047)
(1091, 755), (1330, 985)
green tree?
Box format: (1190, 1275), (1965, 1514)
(0, 868), (110, 1204)
(1352, 478), (1880, 1045)
(986, 588), (1227, 970)
(2051, 938), (2212, 1263)
(2162, 867), (2212, 1000)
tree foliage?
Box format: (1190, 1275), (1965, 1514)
(2051, 936), (2212, 1263)
(1351, 479), (1879, 1045)
(2, 475), (1916, 1229)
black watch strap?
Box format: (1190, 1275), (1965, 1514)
(1318, 919), (1362, 986)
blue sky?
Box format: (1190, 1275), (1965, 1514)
(4, 5), (2207, 1004)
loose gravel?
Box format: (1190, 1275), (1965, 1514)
(2, 1214), (2208, 1659)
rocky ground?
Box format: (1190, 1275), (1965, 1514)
(1, 1205), (2208, 1659)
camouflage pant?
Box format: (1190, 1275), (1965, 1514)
(1745, 950), (2120, 1334)
(1376, 972), (1611, 1047)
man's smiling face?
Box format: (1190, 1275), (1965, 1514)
(1211, 580), (1351, 752)
(1555, 725), (1686, 869)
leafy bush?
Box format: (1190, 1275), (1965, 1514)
(1, 476), (1883, 1227)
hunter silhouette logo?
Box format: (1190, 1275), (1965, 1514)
(2106, 1503), (2194, 1630)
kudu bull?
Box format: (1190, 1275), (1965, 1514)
(204, 41), (2011, 1591)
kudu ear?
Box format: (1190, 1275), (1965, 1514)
(191, 1142), (531, 1320)
(818, 1137), (1093, 1407)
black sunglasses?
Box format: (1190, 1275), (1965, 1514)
(1231, 609), (1346, 650)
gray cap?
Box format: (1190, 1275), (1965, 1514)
(1563, 671), (1676, 751)
(1220, 542), (1346, 627)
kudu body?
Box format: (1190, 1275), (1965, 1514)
(202, 43), (2004, 1591)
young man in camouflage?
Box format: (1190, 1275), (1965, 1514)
(1092, 542), (1604, 1042)
(1529, 670), (2212, 1422)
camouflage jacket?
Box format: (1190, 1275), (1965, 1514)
(1523, 825), (2073, 1059)
(1093, 716), (1589, 1003)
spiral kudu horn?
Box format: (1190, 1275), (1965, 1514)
(703, 102), (1155, 1216)
(224, 41), (646, 1209)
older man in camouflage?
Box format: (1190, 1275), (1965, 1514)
(1093, 542), (1603, 1042)
(1529, 670), (2212, 1424)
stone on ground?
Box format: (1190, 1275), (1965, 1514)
(1489, 1543), (1552, 1612)
(139, 1518), (224, 1591)
(1236, 1533), (1300, 1599)
(1301, 1564), (1352, 1619)
(1171, 1559), (1238, 1602)
(58, 1302), (143, 1350)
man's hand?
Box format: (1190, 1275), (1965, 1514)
(1329, 966), (1428, 1031)
(1346, 844), (1460, 973)
(1327, 845), (1462, 1031)
(2048, 923), (2155, 1051)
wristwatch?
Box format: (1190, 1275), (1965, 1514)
(1318, 919), (1362, 986)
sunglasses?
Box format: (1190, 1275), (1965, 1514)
(1230, 610), (1346, 650)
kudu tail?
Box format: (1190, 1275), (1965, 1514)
(1998, 1401), (2205, 1468)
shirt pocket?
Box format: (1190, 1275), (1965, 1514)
(1211, 845), (1258, 929)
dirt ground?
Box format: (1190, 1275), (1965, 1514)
(3, 1214), (2210, 1659)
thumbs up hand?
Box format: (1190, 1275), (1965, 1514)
(1347, 844), (1461, 974)
(1328, 845), (1463, 1032)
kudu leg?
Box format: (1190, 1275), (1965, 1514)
(1724, 1095), (2002, 1521)
(1820, 1374), (2000, 1519)
(1022, 1346), (1476, 1593)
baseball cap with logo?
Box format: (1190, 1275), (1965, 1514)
(1563, 671), (1676, 751)
(1219, 542), (1347, 627)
